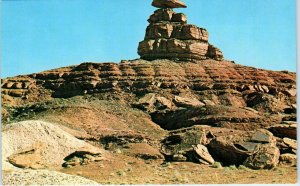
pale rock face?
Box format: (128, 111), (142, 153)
(152, 0), (187, 9)
(193, 144), (215, 165)
(2, 120), (104, 170)
(174, 95), (205, 107)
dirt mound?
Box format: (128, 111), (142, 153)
(2, 170), (98, 185)
(2, 120), (104, 170)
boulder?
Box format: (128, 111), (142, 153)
(172, 154), (187, 161)
(161, 127), (207, 161)
(152, 0), (187, 8)
(244, 145), (280, 169)
(193, 144), (214, 164)
(279, 153), (297, 166)
(134, 93), (172, 111)
(282, 88), (296, 97)
(209, 129), (280, 169)
(145, 23), (174, 39)
(8, 144), (44, 169)
(268, 123), (297, 139)
(282, 138), (297, 150)
(202, 100), (216, 106)
(206, 44), (224, 61)
(250, 129), (275, 143)
(148, 9), (176, 23)
(156, 96), (173, 109)
(137, 93), (156, 107)
(63, 149), (103, 167)
(174, 96), (205, 107)
(275, 137), (296, 155)
(208, 133), (255, 166)
(173, 25), (209, 41)
(171, 13), (187, 23)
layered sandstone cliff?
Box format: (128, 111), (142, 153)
(138, 4), (223, 61)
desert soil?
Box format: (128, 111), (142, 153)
(2, 170), (98, 185)
(60, 153), (297, 184)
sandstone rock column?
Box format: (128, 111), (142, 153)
(138, 0), (224, 61)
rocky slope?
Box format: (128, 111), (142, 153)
(1, 59), (295, 110)
(1, 0), (297, 184)
(1, 59), (296, 167)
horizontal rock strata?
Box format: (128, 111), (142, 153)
(138, 8), (224, 61)
(1, 60), (295, 108)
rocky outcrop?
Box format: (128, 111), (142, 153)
(133, 93), (173, 111)
(174, 95), (205, 107)
(209, 129), (280, 169)
(151, 105), (280, 130)
(138, 8), (224, 61)
(62, 150), (103, 168)
(160, 126), (208, 162)
(1, 61), (295, 110)
(160, 126), (283, 169)
(268, 122), (297, 139)
(2, 60), (296, 137)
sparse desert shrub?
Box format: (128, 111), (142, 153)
(226, 165), (238, 170)
(211, 162), (222, 169)
(116, 170), (126, 176)
(238, 165), (250, 171)
(161, 162), (171, 167)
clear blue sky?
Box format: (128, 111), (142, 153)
(1, 0), (296, 78)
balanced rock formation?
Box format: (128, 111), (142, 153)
(138, 1), (223, 61)
(152, 0), (187, 8)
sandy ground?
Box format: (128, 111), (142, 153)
(2, 170), (98, 185)
(61, 153), (298, 184)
